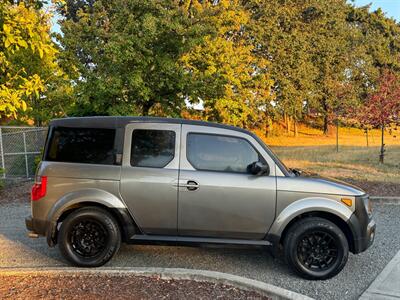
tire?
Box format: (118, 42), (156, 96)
(283, 217), (349, 280)
(58, 207), (121, 267)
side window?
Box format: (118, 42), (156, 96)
(131, 129), (175, 168)
(187, 133), (264, 173)
(46, 127), (116, 165)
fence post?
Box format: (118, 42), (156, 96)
(23, 132), (29, 178)
(0, 127), (4, 178)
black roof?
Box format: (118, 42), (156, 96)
(50, 116), (251, 135)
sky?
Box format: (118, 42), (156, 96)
(48, 1), (399, 34)
(353, 0), (400, 21)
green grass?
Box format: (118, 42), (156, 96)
(272, 145), (400, 183)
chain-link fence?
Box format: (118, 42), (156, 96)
(0, 126), (47, 179)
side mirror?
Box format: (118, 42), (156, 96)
(291, 168), (302, 176)
(248, 161), (270, 176)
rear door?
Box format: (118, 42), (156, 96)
(120, 123), (180, 235)
(178, 125), (277, 239)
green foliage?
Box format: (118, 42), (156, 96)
(246, 0), (389, 134)
(0, 168), (3, 190)
(181, 0), (275, 128)
(0, 1), (70, 124)
(6, 0), (396, 135)
(58, 0), (207, 117)
(246, 0), (318, 127)
(33, 152), (42, 174)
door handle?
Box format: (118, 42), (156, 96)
(180, 180), (199, 191)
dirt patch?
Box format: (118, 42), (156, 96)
(0, 181), (32, 204)
(339, 179), (400, 197)
(0, 273), (270, 300)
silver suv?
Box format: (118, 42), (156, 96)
(26, 116), (375, 279)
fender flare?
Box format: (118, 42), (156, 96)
(268, 197), (354, 239)
(45, 188), (136, 246)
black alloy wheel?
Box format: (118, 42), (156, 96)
(58, 207), (121, 267)
(284, 217), (349, 280)
(70, 219), (108, 258)
(296, 231), (338, 272)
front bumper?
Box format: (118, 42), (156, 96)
(353, 219), (376, 253)
(348, 195), (376, 254)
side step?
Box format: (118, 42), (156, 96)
(128, 234), (271, 246)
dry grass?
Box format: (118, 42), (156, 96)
(271, 145), (400, 183)
(251, 125), (400, 184)
(260, 125), (400, 147)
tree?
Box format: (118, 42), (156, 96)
(245, 0), (318, 136)
(347, 5), (400, 103)
(245, 0), (373, 136)
(181, 0), (275, 129)
(0, 1), (69, 125)
(57, 0), (207, 117)
(306, 0), (371, 135)
(359, 70), (400, 163)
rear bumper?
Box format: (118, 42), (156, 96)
(25, 216), (47, 236)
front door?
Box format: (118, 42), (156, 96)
(178, 125), (277, 240)
(120, 123), (180, 235)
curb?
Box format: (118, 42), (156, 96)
(370, 197), (400, 204)
(0, 267), (313, 300)
(359, 250), (400, 299)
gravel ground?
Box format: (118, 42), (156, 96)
(0, 202), (399, 300)
(0, 273), (269, 299)
(0, 181), (31, 205)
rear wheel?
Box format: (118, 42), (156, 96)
(58, 207), (121, 267)
(283, 217), (349, 280)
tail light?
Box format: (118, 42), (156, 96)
(31, 176), (47, 201)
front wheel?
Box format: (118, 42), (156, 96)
(58, 207), (121, 267)
(283, 217), (349, 280)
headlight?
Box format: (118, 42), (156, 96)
(363, 196), (372, 216)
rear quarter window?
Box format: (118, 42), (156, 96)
(45, 127), (116, 165)
(130, 129), (175, 168)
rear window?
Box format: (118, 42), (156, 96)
(45, 127), (116, 165)
(131, 129), (175, 168)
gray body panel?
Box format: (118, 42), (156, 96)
(177, 125), (277, 239)
(119, 123), (181, 235)
(32, 161), (123, 231)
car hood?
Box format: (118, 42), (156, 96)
(277, 172), (366, 197)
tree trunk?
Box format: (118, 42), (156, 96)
(284, 113), (290, 134)
(294, 119), (298, 137)
(265, 119), (269, 137)
(379, 125), (385, 163)
(141, 101), (153, 116)
(323, 114), (329, 135)
(336, 120), (339, 152)
(365, 128), (369, 147)
(265, 118), (273, 137)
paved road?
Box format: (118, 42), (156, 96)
(1, 202), (399, 300)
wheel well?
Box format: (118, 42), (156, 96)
(53, 202), (138, 244)
(279, 211), (355, 253)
